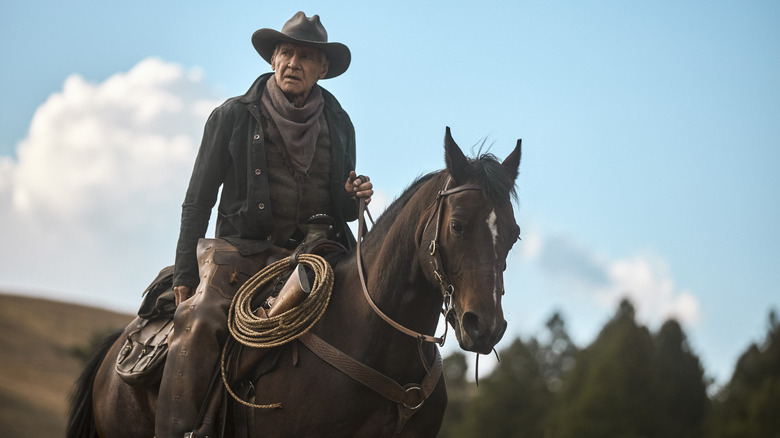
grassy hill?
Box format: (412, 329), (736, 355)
(0, 294), (131, 438)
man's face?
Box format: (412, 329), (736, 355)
(271, 43), (329, 106)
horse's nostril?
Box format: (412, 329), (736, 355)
(462, 311), (485, 340)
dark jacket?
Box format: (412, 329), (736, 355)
(173, 73), (358, 288)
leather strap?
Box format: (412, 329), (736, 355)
(357, 198), (444, 344)
(298, 332), (442, 408)
(426, 178), (481, 292)
(355, 176), (482, 345)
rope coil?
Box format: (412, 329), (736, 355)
(221, 253), (334, 409)
(228, 254), (334, 348)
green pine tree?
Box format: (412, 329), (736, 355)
(536, 312), (579, 393)
(438, 352), (472, 438)
(653, 319), (710, 438)
(553, 299), (660, 438)
(447, 337), (553, 438)
(711, 310), (780, 438)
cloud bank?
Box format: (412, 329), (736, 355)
(0, 58), (222, 310)
(526, 232), (700, 328)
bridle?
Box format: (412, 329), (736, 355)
(355, 175), (482, 347)
(346, 175), (484, 435)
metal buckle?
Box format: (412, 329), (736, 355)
(402, 386), (425, 410)
(442, 285), (454, 310)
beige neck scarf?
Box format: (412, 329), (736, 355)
(261, 76), (325, 174)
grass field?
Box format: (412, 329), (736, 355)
(0, 294), (131, 438)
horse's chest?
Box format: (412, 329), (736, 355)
(247, 348), (443, 437)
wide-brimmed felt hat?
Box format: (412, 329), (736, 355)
(252, 11), (351, 79)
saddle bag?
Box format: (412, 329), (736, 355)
(116, 315), (174, 385)
(115, 266), (176, 385)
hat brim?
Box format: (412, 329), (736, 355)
(252, 28), (351, 79)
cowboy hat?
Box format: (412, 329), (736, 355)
(252, 12), (351, 79)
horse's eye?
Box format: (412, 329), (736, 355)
(451, 220), (464, 235)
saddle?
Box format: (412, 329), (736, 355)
(114, 216), (347, 387)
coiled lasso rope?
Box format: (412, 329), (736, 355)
(221, 253), (334, 409)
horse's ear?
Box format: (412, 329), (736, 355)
(444, 127), (469, 183)
(502, 139), (522, 182)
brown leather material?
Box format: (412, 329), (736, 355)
(354, 178), (482, 345)
(200, 238), (271, 300)
(156, 238), (271, 438)
(264, 264), (310, 317)
(298, 331), (442, 410)
(115, 316), (174, 385)
(137, 266), (176, 319)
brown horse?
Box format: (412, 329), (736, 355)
(68, 127), (521, 437)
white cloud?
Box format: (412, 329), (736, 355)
(518, 229), (543, 261)
(531, 233), (700, 328)
(0, 58), (223, 310)
(599, 254), (700, 326)
(11, 58), (218, 222)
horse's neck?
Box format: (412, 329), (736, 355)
(326, 177), (445, 368)
(364, 176), (443, 326)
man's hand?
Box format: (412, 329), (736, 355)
(345, 171), (373, 204)
(174, 285), (194, 306)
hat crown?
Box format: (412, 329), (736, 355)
(252, 12), (350, 78)
(281, 11), (328, 44)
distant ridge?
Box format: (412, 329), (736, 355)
(0, 294), (131, 438)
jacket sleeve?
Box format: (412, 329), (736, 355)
(339, 112), (359, 223)
(173, 104), (233, 288)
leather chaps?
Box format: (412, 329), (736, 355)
(155, 238), (282, 438)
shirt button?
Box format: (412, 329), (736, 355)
(258, 203), (265, 210)
(253, 134), (260, 140)
(255, 168), (262, 175)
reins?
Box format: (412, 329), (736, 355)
(221, 174), (484, 417)
(355, 176), (482, 349)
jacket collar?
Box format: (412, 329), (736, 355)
(239, 73), (272, 104)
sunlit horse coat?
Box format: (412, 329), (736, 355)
(173, 72), (359, 290)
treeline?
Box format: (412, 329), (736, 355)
(438, 299), (780, 438)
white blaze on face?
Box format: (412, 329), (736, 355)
(486, 209), (500, 308)
(487, 209), (499, 247)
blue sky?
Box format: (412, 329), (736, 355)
(1, 1), (778, 388)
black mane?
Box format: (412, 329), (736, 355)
(461, 153), (518, 204)
(367, 172), (438, 238)
(367, 153), (516, 239)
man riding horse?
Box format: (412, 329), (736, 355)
(159, 12), (373, 438)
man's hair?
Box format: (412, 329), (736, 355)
(271, 43), (328, 65)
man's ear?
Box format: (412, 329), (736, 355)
(319, 59), (330, 79)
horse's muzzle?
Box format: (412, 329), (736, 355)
(456, 311), (507, 354)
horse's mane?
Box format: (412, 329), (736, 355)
(368, 172), (438, 238)
(462, 151), (518, 204)
(367, 152), (516, 238)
